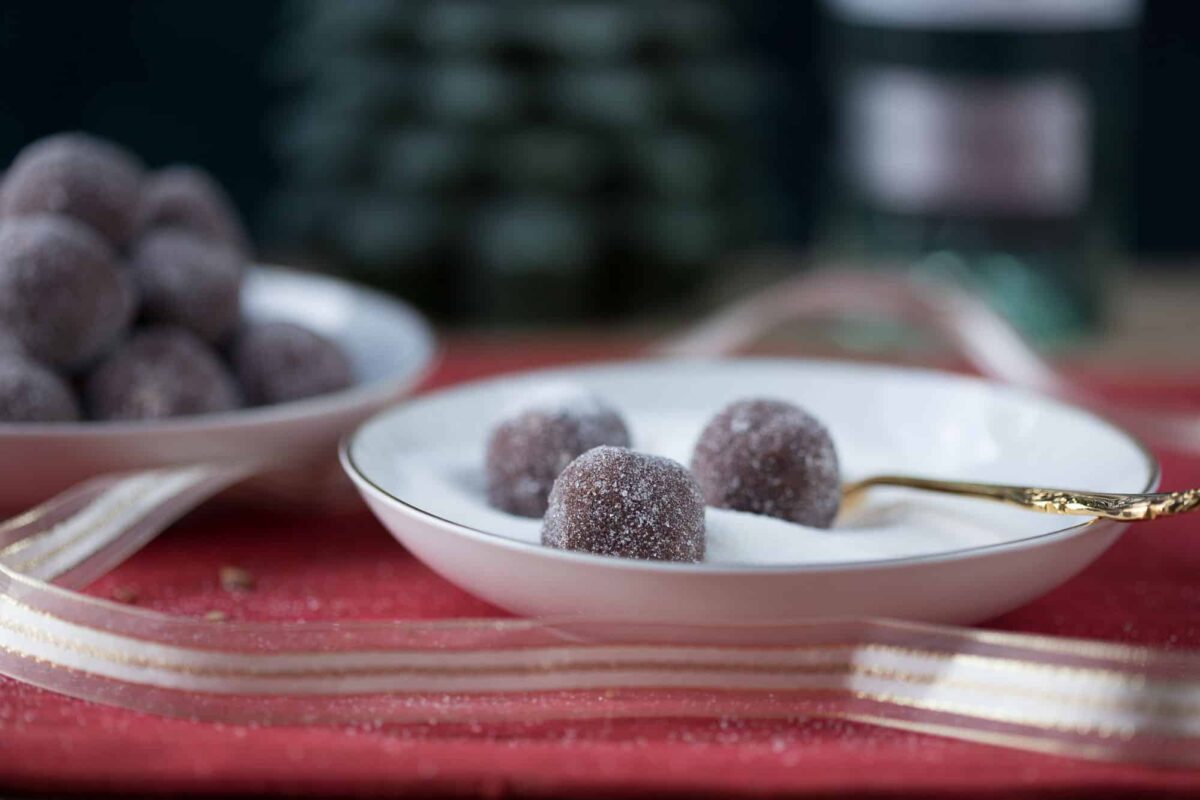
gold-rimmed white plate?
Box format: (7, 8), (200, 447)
(344, 359), (1156, 629)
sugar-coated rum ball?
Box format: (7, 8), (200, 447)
(543, 446), (706, 562)
(231, 321), (354, 406)
(0, 216), (132, 369)
(486, 386), (631, 517)
(691, 398), (840, 528)
(129, 230), (243, 343)
(0, 356), (80, 423)
(0, 329), (26, 359)
(85, 327), (240, 421)
(135, 165), (252, 255)
(1, 133), (143, 246)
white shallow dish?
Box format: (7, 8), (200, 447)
(0, 265), (435, 511)
(344, 359), (1157, 628)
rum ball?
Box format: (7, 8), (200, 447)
(543, 446), (705, 562)
(135, 165), (251, 255)
(1, 133), (143, 246)
(0, 329), (26, 359)
(85, 327), (240, 421)
(486, 386), (631, 517)
(129, 230), (243, 344)
(230, 321), (353, 406)
(0, 216), (132, 369)
(0, 356), (80, 423)
(691, 398), (841, 528)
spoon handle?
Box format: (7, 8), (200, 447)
(842, 476), (1200, 522)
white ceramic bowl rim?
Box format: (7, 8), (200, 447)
(0, 266), (438, 438)
(341, 357), (1160, 575)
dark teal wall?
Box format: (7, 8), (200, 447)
(0, 1), (1193, 257)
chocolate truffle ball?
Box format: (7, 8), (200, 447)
(691, 399), (841, 528)
(0, 356), (80, 423)
(85, 327), (240, 421)
(129, 230), (243, 343)
(486, 387), (631, 517)
(231, 321), (354, 406)
(0, 216), (133, 369)
(0, 329), (26, 359)
(135, 165), (251, 255)
(1, 133), (143, 246)
(543, 446), (705, 562)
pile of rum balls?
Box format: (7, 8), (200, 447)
(485, 391), (841, 563)
(0, 133), (353, 424)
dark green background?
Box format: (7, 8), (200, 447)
(0, 1), (1192, 257)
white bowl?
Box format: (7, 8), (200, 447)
(343, 359), (1156, 629)
(0, 265), (435, 511)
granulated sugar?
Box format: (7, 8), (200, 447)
(396, 438), (1017, 566)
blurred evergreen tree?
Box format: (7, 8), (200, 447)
(268, 0), (768, 321)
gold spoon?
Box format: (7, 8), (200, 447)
(840, 476), (1200, 522)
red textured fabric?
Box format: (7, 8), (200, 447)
(2, 340), (1200, 797)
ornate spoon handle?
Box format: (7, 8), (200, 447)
(841, 476), (1200, 522)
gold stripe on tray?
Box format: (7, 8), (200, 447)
(3, 604), (1199, 733)
(0, 634), (1184, 741)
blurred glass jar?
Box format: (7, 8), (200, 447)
(823, 0), (1141, 341)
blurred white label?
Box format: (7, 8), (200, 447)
(845, 68), (1091, 216)
(827, 0), (1141, 30)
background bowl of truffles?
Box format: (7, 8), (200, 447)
(0, 133), (435, 510)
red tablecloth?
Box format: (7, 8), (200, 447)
(2, 341), (1200, 797)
